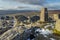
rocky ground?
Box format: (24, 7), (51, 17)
(0, 27), (11, 35)
(12, 27), (60, 40)
(0, 23), (60, 40)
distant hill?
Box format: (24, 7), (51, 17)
(0, 10), (60, 16)
(0, 10), (39, 15)
(48, 10), (60, 14)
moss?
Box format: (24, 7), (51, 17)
(53, 29), (60, 36)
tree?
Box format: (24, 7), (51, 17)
(48, 17), (54, 22)
(5, 16), (10, 20)
(15, 15), (28, 22)
(30, 16), (40, 23)
(1, 16), (5, 20)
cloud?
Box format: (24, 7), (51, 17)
(44, 2), (60, 7)
(0, 5), (41, 10)
(0, 0), (60, 10)
(3, 0), (45, 5)
(0, 0), (42, 10)
(43, 2), (60, 10)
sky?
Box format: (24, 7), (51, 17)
(0, 0), (60, 10)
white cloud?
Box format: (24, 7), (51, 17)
(4, 0), (45, 5)
(44, 2), (60, 7)
(0, 0), (42, 10)
(0, 0), (60, 10)
(43, 2), (60, 10)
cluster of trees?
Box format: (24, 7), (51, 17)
(15, 15), (28, 23)
(15, 15), (40, 23)
(48, 17), (54, 22)
(0, 15), (54, 24)
(30, 16), (40, 23)
(15, 15), (55, 24)
(0, 16), (14, 20)
(0, 16), (14, 27)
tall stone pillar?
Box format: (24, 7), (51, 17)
(54, 14), (60, 31)
(53, 14), (58, 21)
(40, 8), (45, 22)
(55, 20), (60, 31)
(40, 8), (48, 22)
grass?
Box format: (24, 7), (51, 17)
(53, 29), (60, 36)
